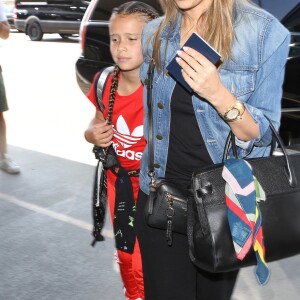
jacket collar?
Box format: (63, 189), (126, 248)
(160, 12), (182, 45)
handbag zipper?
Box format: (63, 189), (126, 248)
(169, 194), (187, 204)
(166, 192), (175, 246)
(165, 192), (187, 246)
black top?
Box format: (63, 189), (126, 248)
(165, 83), (213, 189)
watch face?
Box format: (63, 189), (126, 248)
(226, 107), (239, 120)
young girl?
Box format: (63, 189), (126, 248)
(84, 2), (159, 300)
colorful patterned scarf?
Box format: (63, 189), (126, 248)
(222, 158), (270, 285)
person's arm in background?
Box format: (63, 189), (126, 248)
(0, 21), (10, 40)
(0, 0), (10, 40)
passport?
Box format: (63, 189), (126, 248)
(166, 32), (221, 93)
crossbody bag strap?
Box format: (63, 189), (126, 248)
(145, 59), (156, 191)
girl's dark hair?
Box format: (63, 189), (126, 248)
(111, 1), (159, 23)
(106, 1), (159, 125)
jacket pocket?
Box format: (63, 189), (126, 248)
(219, 64), (257, 101)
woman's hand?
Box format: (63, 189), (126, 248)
(84, 111), (114, 148)
(176, 46), (259, 140)
(176, 46), (225, 106)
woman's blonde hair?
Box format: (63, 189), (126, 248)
(153, 0), (250, 70)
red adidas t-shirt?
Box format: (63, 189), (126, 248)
(87, 73), (146, 170)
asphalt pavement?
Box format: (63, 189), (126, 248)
(0, 146), (124, 300)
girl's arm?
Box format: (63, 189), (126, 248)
(84, 110), (113, 148)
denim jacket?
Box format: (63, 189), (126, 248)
(139, 2), (290, 195)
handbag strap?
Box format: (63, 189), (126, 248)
(223, 116), (297, 187)
(145, 59), (156, 190)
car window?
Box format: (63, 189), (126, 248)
(281, 4), (300, 59)
(282, 4), (300, 32)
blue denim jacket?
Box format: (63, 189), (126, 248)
(139, 3), (290, 194)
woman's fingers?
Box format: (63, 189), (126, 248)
(175, 46), (219, 98)
(177, 47), (211, 68)
(177, 46), (216, 72)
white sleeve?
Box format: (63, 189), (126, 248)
(0, 0), (7, 22)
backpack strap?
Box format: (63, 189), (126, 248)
(95, 66), (115, 112)
(91, 66), (114, 247)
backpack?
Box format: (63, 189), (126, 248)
(91, 66), (114, 246)
(94, 66), (114, 112)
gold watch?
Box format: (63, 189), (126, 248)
(223, 101), (245, 122)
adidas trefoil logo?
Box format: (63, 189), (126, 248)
(113, 115), (143, 149)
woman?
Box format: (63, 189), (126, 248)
(135, 0), (290, 299)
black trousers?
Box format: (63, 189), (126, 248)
(136, 190), (239, 300)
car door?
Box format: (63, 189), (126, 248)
(73, 0), (89, 21)
(47, 0), (77, 22)
(280, 3), (300, 147)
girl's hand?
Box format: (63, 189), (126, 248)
(176, 47), (225, 106)
(85, 111), (114, 148)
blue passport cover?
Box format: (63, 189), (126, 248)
(166, 32), (221, 93)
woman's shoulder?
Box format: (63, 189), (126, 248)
(236, 2), (285, 26)
(141, 17), (164, 62)
(236, 1), (274, 19)
(235, 2), (289, 44)
(142, 16), (164, 37)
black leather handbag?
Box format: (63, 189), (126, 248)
(187, 119), (300, 273)
(145, 60), (188, 245)
(146, 178), (188, 242)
